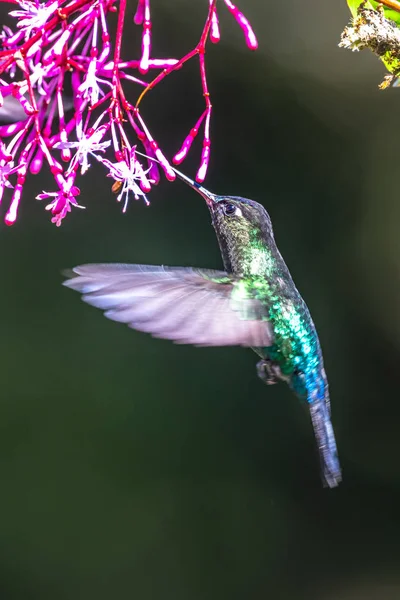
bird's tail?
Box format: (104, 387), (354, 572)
(308, 397), (342, 488)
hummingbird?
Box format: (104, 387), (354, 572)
(63, 170), (342, 488)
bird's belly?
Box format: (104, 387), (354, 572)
(255, 343), (296, 375)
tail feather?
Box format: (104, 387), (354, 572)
(309, 399), (342, 488)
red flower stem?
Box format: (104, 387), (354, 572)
(21, 53), (41, 137)
(199, 51), (211, 108)
(113, 0), (126, 71)
(135, 48), (196, 108)
(135, 0), (217, 108)
(111, 0), (126, 103)
(67, 57), (87, 72)
(173, 108), (207, 164)
(139, 0), (151, 73)
(199, 0), (217, 46)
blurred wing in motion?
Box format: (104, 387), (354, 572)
(63, 263), (272, 347)
(0, 96), (26, 123)
(0, 94), (74, 123)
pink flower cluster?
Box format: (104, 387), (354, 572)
(0, 0), (257, 225)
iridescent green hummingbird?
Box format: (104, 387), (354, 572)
(64, 170), (342, 488)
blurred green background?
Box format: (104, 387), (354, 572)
(1, 0), (400, 598)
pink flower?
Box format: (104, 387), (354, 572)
(0, 0), (258, 225)
(37, 183), (82, 226)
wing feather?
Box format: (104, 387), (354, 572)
(63, 264), (273, 347)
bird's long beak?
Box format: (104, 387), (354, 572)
(171, 167), (217, 207)
(135, 151), (217, 206)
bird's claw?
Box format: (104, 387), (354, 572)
(256, 359), (279, 385)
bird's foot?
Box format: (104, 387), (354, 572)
(256, 359), (279, 385)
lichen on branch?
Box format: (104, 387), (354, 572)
(340, 1), (400, 88)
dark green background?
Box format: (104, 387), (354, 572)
(1, 1), (400, 598)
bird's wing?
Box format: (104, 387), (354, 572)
(63, 263), (273, 347)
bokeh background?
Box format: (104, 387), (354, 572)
(1, 1), (400, 598)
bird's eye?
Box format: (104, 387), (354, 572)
(223, 203), (237, 216)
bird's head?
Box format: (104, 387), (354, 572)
(172, 168), (275, 274)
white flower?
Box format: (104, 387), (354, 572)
(10, 0), (59, 39)
(54, 123), (111, 175)
(96, 149), (150, 211)
(77, 59), (104, 105)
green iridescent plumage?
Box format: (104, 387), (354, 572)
(228, 229), (319, 392)
(63, 170), (342, 488)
